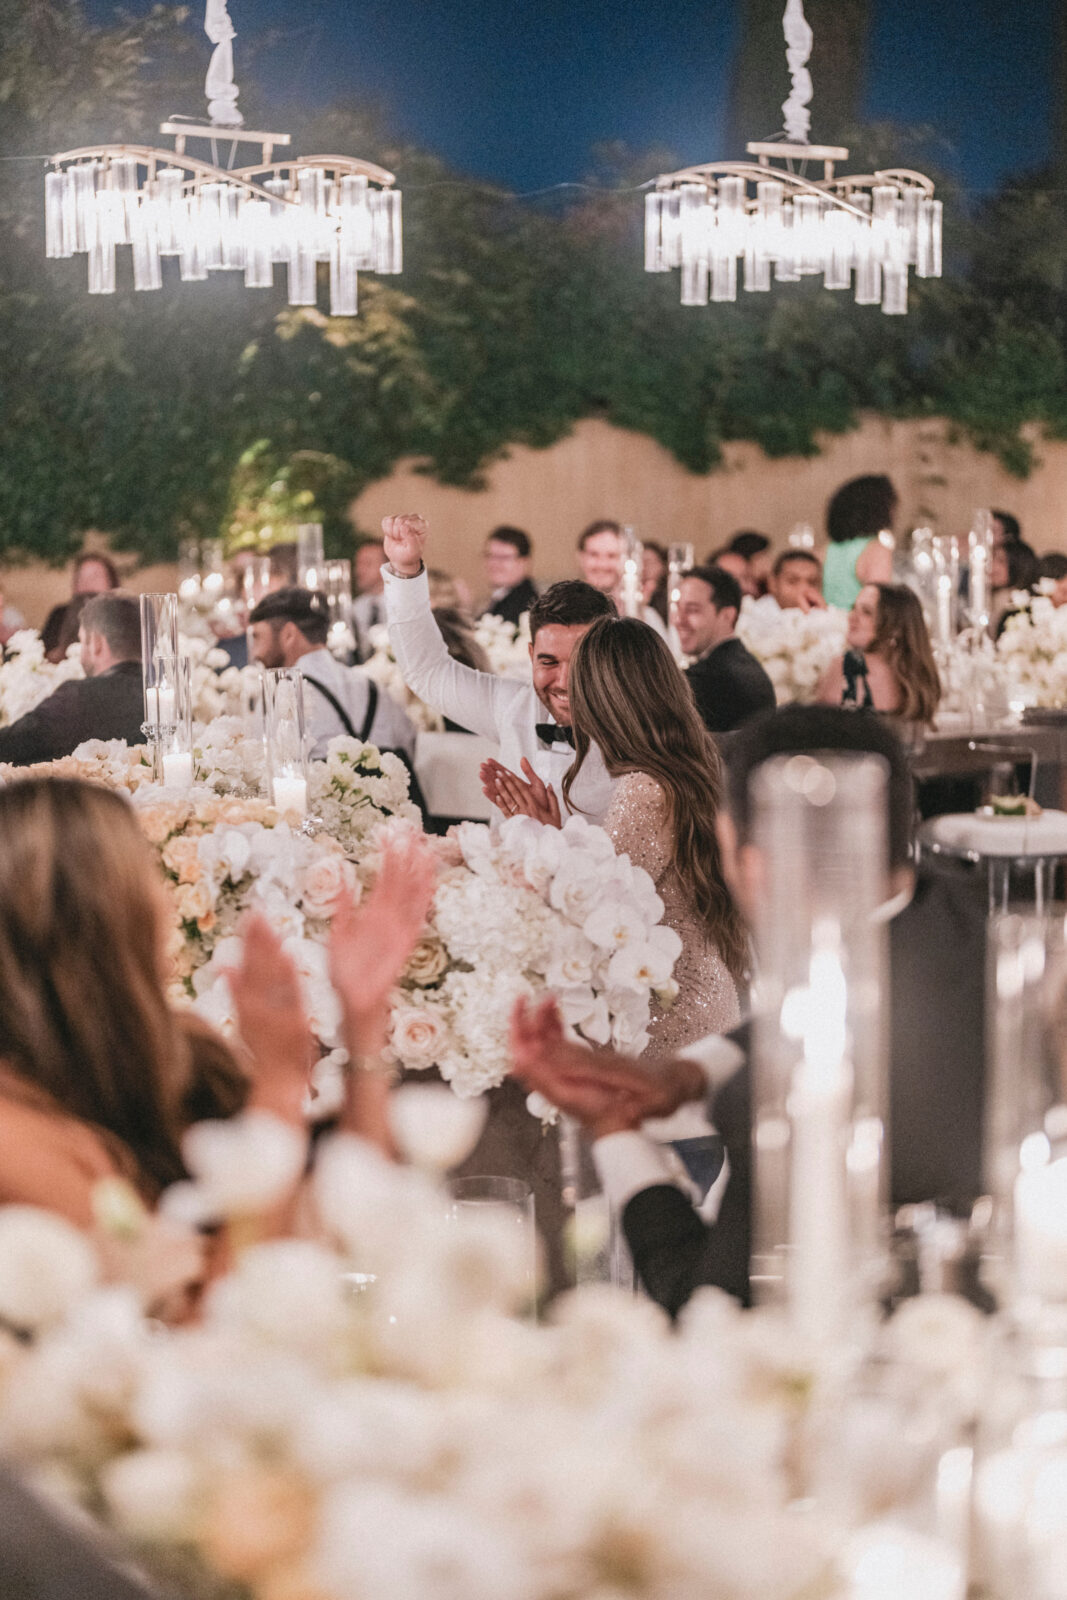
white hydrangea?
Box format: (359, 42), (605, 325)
(736, 599), (848, 705)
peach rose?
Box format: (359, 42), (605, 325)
(175, 879), (215, 926)
(199, 1466), (315, 1583)
(300, 853), (359, 920)
(161, 835), (202, 884)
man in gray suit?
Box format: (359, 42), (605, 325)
(0, 593), (146, 765)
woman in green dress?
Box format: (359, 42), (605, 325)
(822, 474), (897, 610)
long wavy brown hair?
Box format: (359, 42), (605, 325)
(0, 779), (246, 1198)
(869, 583), (941, 726)
(563, 617), (749, 981)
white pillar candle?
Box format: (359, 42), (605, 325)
(787, 932), (851, 1342)
(272, 775), (308, 818)
(153, 684), (176, 725)
(936, 573), (954, 650)
(1015, 1157), (1067, 1302)
(621, 558), (641, 618)
(160, 750), (193, 790)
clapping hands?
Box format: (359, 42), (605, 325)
(509, 995), (705, 1138)
(480, 757), (563, 827)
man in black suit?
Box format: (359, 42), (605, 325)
(677, 564), (775, 734)
(480, 526), (539, 627)
(512, 706), (988, 1318)
(0, 593), (145, 765)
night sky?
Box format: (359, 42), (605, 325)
(85, 0), (1056, 198)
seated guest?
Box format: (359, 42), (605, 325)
(352, 537), (386, 660)
(992, 509), (1022, 549)
(481, 525), (539, 625)
(991, 538), (1039, 634)
(0, 593), (145, 765)
(576, 519), (668, 636)
(676, 565), (776, 733)
(248, 587), (417, 761)
(823, 474), (896, 610)
(707, 545), (758, 596)
(757, 549), (826, 612)
(0, 778), (434, 1298)
(511, 706), (988, 1316)
(267, 542), (299, 590)
(483, 616), (746, 1053)
(817, 582), (940, 726)
(726, 531), (772, 596)
(382, 512), (619, 823)
(40, 550), (120, 657)
(642, 541), (670, 624)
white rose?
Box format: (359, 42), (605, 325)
(391, 1005), (449, 1066)
(179, 1111), (308, 1219)
(102, 1448), (201, 1540)
(0, 1207), (98, 1331)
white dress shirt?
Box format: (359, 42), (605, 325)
(384, 566), (617, 824)
(297, 647), (417, 761)
(591, 1031), (745, 1216)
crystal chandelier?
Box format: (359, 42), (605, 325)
(644, 0), (941, 315)
(44, 0), (401, 316)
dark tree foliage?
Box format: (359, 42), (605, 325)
(0, 2), (1065, 563)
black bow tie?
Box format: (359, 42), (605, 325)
(535, 723), (574, 748)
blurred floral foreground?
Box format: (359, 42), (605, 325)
(0, 1133), (985, 1600)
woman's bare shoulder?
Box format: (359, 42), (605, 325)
(0, 1087), (120, 1227)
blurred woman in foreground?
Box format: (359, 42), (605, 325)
(0, 778), (433, 1309)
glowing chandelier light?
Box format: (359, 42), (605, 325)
(644, 0), (941, 315)
(44, 0), (401, 316)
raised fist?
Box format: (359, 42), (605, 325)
(381, 513), (428, 578)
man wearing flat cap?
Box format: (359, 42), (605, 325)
(248, 587), (416, 761)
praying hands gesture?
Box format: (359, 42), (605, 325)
(381, 512), (429, 578)
(481, 757), (562, 827)
(509, 995), (706, 1139)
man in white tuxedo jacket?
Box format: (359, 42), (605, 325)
(382, 513), (619, 825)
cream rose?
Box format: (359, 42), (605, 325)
(175, 878), (216, 926)
(300, 853), (359, 920)
(390, 1006), (448, 1066)
(402, 936), (449, 988)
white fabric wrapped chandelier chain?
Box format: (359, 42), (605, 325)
(44, 0), (402, 316)
(644, 0), (942, 315)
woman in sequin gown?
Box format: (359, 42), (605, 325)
(565, 617), (746, 1057)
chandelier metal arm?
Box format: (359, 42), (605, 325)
(231, 155), (398, 189)
(49, 144), (297, 206)
(653, 161), (875, 223)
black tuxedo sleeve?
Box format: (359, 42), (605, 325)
(0, 681), (80, 765)
(621, 1047), (753, 1316)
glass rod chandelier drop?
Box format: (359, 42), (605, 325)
(644, 0), (941, 315)
(44, 0), (401, 316)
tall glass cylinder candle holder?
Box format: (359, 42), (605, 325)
(264, 667), (309, 819)
(931, 535), (961, 655)
(985, 915), (1067, 1347)
(140, 593), (181, 780)
(967, 509), (995, 636)
(666, 541), (694, 660)
(296, 523), (325, 591)
(751, 753), (890, 1344)
(620, 525), (644, 618)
